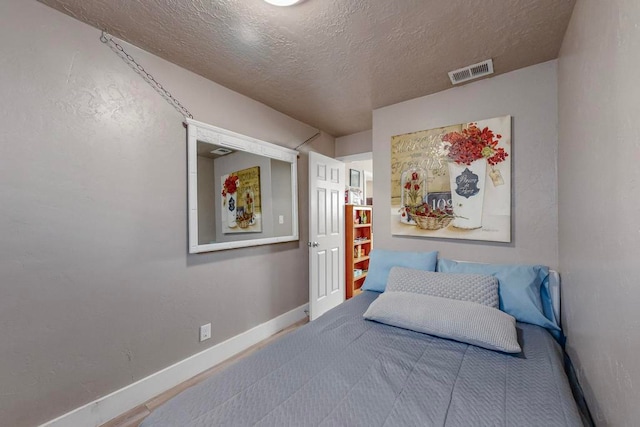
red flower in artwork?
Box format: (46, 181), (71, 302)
(222, 174), (239, 197)
(403, 169), (424, 206)
(442, 123), (508, 166)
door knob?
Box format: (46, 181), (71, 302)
(308, 242), (319, 247)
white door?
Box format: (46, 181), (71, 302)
(308, 151), (345, 320)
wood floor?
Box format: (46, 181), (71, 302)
(100, 318), (308, 427)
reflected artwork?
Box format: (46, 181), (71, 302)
(221, 166), (262, 234)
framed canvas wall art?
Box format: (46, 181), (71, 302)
(390, 115), (511, 242)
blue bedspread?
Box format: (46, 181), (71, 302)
(141, 291), (582, 426)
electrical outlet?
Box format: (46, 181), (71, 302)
(278, 215), (284, 224)
(199, 323), (211, 342)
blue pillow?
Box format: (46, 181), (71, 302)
(361, 249), (438, 293)
(436, 259), (560, 332)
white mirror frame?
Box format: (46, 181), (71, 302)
(187, 118), (299, 253)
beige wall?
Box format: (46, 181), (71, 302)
(335, 129), (373, 157)
(372, 61), (560, 268)
(558, 0), (640, 425)
(197, 156), (217, 243)
(0, 1), (333, 426)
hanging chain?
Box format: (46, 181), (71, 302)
(100, 31), (193, 119)
(295, 131), (321, 151)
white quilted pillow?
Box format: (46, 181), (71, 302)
(364, 291), (521, 353)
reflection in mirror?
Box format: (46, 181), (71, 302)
(187, 119), (298, 253)
(197, 143), (293, 244)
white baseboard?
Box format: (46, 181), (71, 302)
(39, 303), (309, 427)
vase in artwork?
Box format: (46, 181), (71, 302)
(448, 158), (486, 229)
(400, 167), (427, 225)
(226, 192), (237, 228)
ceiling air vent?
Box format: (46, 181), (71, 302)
(210, 147), (233, 156)
(448, 59), (494, 85)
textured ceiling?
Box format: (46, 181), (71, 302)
(38, 0), (575, 137)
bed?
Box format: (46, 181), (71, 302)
(140, 270), (583, 427)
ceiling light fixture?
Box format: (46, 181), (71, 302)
(263, 0), (302, 6)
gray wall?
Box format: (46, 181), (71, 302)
(558, 0), (640, 425)
(0, 1), (334, 426)
(372, 61), (559, 268)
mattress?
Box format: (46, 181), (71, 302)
(141, 291), (582, 426)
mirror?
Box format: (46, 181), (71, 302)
(187, 119), (299, 253)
